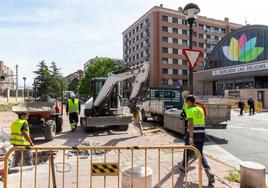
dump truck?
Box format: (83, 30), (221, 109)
(140, 87), (183, 122)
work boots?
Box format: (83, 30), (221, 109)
(205, 168), (215, 185)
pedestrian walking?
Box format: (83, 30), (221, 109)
(179, 95), (215, 185)
(238, 98), (245, 115)
(66, 94), (81, 131)
(10, 112), (34, 167)
(247, 96), (255, 115)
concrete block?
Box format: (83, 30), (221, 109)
(240, 161), (265, 188)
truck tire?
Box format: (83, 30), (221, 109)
(141, 109), (147, 122)
(44, 120), (56, 141)
(56, 116), (63, 133)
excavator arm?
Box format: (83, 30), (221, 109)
(85, 61), (150, 115)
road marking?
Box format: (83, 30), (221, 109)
(228, 125), (243, 129)
(250, 128), (268, 132)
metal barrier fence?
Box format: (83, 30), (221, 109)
(230, 101), (263, 112)
(4, 146), (203, 188)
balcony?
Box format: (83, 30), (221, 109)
(206, 38), (219, 44)
(144, 43), (150, 48)
(143, 32), (149, 38)
(142, 22), (150, 28)
(205, 28), (224, 34)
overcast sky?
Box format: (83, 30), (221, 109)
(0, 0), (267, 87)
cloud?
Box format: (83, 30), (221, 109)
(0, 0), (267, 87)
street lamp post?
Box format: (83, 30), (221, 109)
(182, 3), (200, 95)
(23, 77), (26, 100)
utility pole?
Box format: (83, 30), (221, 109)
(16, 65), (18, 101)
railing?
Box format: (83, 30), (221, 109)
(4, 145), (203, 188)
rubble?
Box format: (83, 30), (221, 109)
(66, 141), (106, 159)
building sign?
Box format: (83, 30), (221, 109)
(212, 62), (268, 76)
(228, 90), (240, 97)
(222, 33), (264, 62)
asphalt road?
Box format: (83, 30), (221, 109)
(206, 110), (268, 170)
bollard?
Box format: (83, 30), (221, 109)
(122, 166), (153, 188)
(240, 161), (265, 188)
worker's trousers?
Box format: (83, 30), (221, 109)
(13, 149), (33, 167)
(182, 133), (210, 169)
(69, 112), (78, 129)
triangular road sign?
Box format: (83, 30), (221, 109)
(183, 49), (202, 70)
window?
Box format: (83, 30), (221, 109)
(222, 28), (225, 33)
(132, 29), (135, 35)
(172, 38), (178, 44)
(183, 70), (188, 75)
(162, 68), (168, 74)
(136, 44), (139, 50)
(173, 59), (178, 64)
(199, 33), (203, 39)
(199, 43), (204, 48)
(140, 23), (143, 29)
(182, 59), (187, 65)
(172, 17), (178, 23)
(173, 28), (178, 34)
(215, 36), (219, 40)
(162, 26), (168, 32)
(192, 41), (197, 47)
(129, 32), (131, 37)
(162, 15), (168, 22)
(193, 31), (197, 36)
(140, 51), (143, 57)
(136, 35), (139, 41)
(182, 30), (188, 35)
(173, 69), (178, 75)
(182, 40), (188, 45)
(173, 48), (178, 54)
(133, 56), (135, 60)
(162, 79), (168, 85)
(136, 26), (139, 32)
(136, 54), (139, 59)
(182, 19), (187, 25)
(162, 58), (168, 64)
(162, 47), (168, 53)
(140, 32), (144, 38)
(182, 80), (188, 85)
(162, 36), (168, 43)
(132, 38), (135, 43)
(207, 35), (211, 39)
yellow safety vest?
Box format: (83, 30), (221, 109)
(185, 106), (205, 133)
(68, 99), (79, 113)
(10, 119), (30, 146)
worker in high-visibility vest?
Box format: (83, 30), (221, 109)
(10, 112), (34, 167)
(179, 95), (215, 185)
(66, 94), (81, 131)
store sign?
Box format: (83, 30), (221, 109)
(228, 90), (240, 97)
(212, 62), (268, 76)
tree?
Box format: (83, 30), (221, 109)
(68, 78), (79, 93)
(33, 60), (51, 96)
(33, 60), (67, 98)
(79, 57), (124, 95)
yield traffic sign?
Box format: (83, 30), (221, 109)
(183, 49), (202, 70)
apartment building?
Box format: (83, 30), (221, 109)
(0, 61), (15, 90)
(65, 70), (84, 83)
(122, 5), (242, 89)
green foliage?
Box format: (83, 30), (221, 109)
(79, 57), (124, 95)
(33, 61), (67, 98)
(225, 170), (240, 183)
(68, 78), (79, 93)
